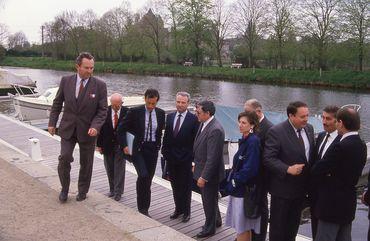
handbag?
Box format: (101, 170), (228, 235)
(243, 183), (262, 219)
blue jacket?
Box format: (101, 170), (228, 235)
(226, 133), (261, 197)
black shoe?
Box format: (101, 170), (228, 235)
(114, 194), (121, 201)
(76, 193), (87, 201)
(170, 211), (183, 219)
(216, 220), (222, 228)
(182, 214), (190, 223)
(108, 191), (114, 198)
(59, 191), (68, 203)
(196, 230), (215, 238)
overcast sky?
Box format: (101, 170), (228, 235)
(0, 0), (148, 44)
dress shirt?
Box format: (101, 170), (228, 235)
(173, 110), (187, 131)
(289, 120), (310, 160)
(75, 74), (89, 98)
(318, 130), (338, 158)
(201, 115), (214, 132)
(144, 107), (158, 142)
(259, 114), (265, 123)
(111, 108), (121, 129)
(340, 131), (359, 141)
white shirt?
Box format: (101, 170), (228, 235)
(111, 108), (121, 129)
(173, 110), (187, 131)
(318, 130), (338, 158)
(340, 131), (359, 141)
(289, 121), (310, 160)
(75, 74), (89, 98)
(259, 114), (265, 123)
(201, 116), (214, 132)
(144, 107), (157, 142)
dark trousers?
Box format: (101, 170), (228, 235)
(269, 195), (304, 241)
(168, 161), (192, 215)
(252, 191), (268, 241)
(200, 181), (222, 233)
(103, 146), (126, 195)
(315, 220), (351, 241)
(311, 212), (318, 240)
(368, 220), (370, 241)
(58, 133), (95, 194)
(136, 142), (158, 214)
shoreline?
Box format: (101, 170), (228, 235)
(1, 57), (370, 91)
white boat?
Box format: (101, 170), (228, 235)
(10, 86), (145, 121)
(0, 68), (36, 99)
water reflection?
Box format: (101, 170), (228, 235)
(2, 66), (370, 142)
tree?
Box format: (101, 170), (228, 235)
(269, 0), (295, 68)
(8, 31), (29, 50)
(139, 6), (167, 64)
(340, 0), (370, 71)
(299, 0), (340, 70)
(0, 23), (8, 45)
(177, 0), (213, 65)
(101, 2), (133, 61)
(233, 0), (268, 67)
(210, 0), (231, 67)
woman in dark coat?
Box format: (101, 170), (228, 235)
(225, 111), (261, 241)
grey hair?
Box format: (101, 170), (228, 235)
(110, 93), (123, 102)
(75, 52), (94, 65)
(176, 91), (191, 102)
(245, 98), (262, 110)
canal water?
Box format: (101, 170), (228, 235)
(2, 66), (370, 142)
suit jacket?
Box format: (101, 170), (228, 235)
(311, 134), (367, 224)
(162, 111), (199, 163)
(309, 131), (341, 207)
(117, 105), (165, 155)
(97, 106), (129, 155)
(193, 117), (225, 183)
(257, 116), (273, 148)
(48, 74), (108, 142)
(263, 120), (315, 199)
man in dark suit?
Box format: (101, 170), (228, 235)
(312, 107), (367, 241)
(244, 99), (273, 241)
(193, 100), (225, 238)
(48, 52), (108, 203)
(118, 89), (165, 217)
(162, 92), (199, 222)
(362, 170), (370, 241)
(263, 101), (315, 241)
(97, 93), (128, 201)
(309, 105), (341, 239)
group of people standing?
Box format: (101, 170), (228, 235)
(48, 52), (369, 241)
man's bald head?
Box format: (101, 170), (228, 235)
(110, 93), (123, 111)
(244, 98), (263, 119)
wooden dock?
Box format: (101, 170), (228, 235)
(0, 114), (313, 241)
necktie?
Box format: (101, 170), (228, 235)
(78, 79), (85, 98)
(173, 114), (182, 137)
(146, 111), (153, 141)
(297, 128), (305, 149)
(113, 110), (118, 129)
(318, 133), (330, 158)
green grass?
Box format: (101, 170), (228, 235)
(1, 57), (370, 90)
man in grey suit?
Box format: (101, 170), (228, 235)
(193, 100), (225, 238)
(48, 52), (108, 203)
(244, 99), (273, 241)
(263, 101), (315, 241)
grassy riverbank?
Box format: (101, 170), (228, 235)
(1, 57), (370, 90)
